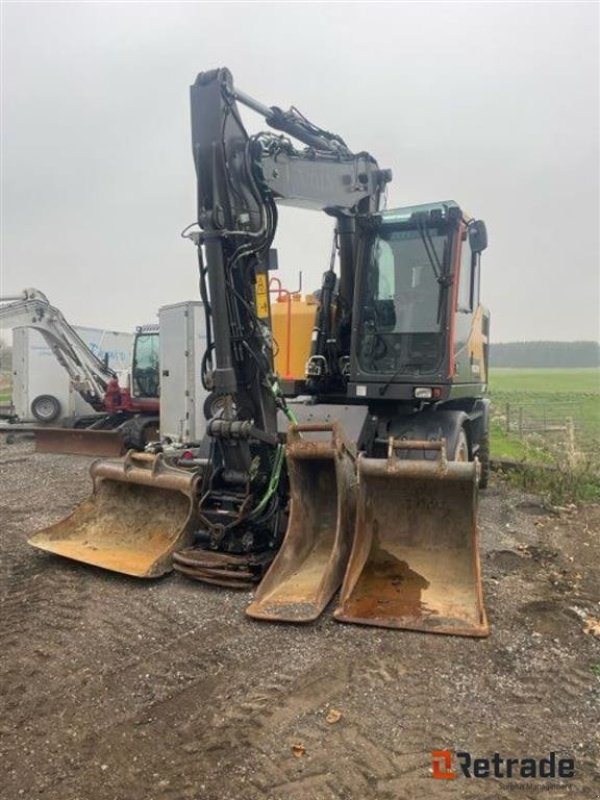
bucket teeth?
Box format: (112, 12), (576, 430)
(246, 423), (356, 623)
(334, 439), (488, 637)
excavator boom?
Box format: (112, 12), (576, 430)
(0, 288), (114, 407)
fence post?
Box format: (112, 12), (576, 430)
(566, 417), (576, 468)
(518, 406), (524, 438)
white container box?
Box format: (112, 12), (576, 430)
(158, 301), (208, 443)
(12, 326), (133, 423)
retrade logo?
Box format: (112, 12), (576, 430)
(431, 750), (575, 780)
(432, 750), (455, 780)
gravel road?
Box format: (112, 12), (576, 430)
(1, 438), (598, 800)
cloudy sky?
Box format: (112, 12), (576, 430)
(2, 1), (598, 342)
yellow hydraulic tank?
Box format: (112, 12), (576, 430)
(272, 293), (317, 380)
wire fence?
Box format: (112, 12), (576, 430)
(492, 399), (599, 461)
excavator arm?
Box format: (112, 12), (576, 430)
(190, 69), (391, 397)
(186, 67), (391, 556)
(0, 288), (115, 410)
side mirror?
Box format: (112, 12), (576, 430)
(469, 220), (488, 253)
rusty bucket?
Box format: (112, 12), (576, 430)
(33, 426), (125, 457)
(28, 452), (199, 577)
(334, 439), (488, 637)
(246, 423), (356, 622)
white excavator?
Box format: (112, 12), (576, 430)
(0, 288), (160, 453)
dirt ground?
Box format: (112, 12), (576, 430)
(1, 438), (599, 800)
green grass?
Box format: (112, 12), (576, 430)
(489, 420), (540, 462)
(490, 367), (599, 395)
(489, 367), (600, 444)
(0, 370), (11, 405)
(488, 367), (600, 503)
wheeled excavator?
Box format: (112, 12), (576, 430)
(29, 68), (491, 636)
(0, 288), (160, 453)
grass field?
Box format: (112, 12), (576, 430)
(489, 367), (599, 395)
(488, 367), (599, 461)
(488, 367), (600, 502)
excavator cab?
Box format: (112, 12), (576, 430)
(349, 201), (489, 402)
(131, 326), (160, 399)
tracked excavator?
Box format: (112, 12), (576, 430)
(0, 288), (160, 454)
(30, 68), (491, 636)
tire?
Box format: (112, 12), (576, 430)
(120, 415), (159, 451)
(203, 391), (236, 420)
(452, 429), (469, 462)
(477, 432), (490, 490)
(31, 394), (61, 423)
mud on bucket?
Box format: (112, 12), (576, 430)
(28, 452), (199, 578)
(334, 439), (488, 637)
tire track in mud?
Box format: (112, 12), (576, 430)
(104, 645), (462, 800)
(0, 558), (94, 733)
(20, 616), (596, 800)
(2, 446), (599, 800)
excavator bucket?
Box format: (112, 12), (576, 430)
(33, 427), (125, 457)
(334, 439), (488, 637)
(246, 423), (356, 622)
(28, 452), (199, 577)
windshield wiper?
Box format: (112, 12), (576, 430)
(416, 218), (452, 323)
(417, 217), (442, 280)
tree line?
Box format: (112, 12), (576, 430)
(491, 341), (599, 368)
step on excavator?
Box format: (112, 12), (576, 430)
(29, 68), (491, 636)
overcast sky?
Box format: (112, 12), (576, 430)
(1, 1), (598, 342)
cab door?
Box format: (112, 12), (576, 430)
(453, 228), (486, 385)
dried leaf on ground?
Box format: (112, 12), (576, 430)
(325, 708), (342, 724)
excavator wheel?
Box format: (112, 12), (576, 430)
(478, 432), (491, 489)
(453, 429), (469, 462)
